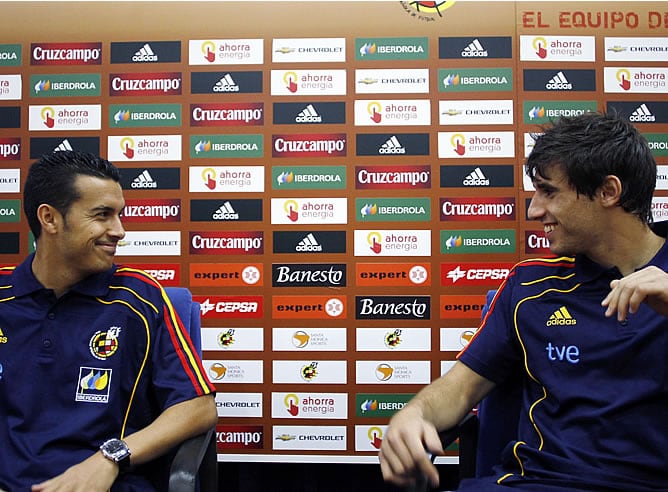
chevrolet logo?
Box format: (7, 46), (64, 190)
(275, 434), (296, 441)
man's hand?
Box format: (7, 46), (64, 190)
(379, 404), (444, 488)
(602, 265), (668, 321)
(31, 452), (118, 492)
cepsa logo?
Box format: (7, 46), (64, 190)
(272, 296), (346, 320)
(356, 263), (430, 287)
(440, 262), (513, 286)
(216, 424), (263, 450)
(189, 231), (264, 255)
(31, 42), (102, 66)
(0, 138), (20, 160)
(121, 198), (181, 223)
(109, 72), (182, 96)
(190, 102), (264, 127)
(440, 197), (515, 221)
(190, 263), (263, 287)
(355, 165), (431, 190)
(127, 263), (180, 287)
(195, 295), (263, 319)
(440, 294), (487, 319)
(272, 133), (346, 158)
(525, 230), (551, 254)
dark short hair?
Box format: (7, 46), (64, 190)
(23, 151), (121, 239)
(525, 112), (656, 224)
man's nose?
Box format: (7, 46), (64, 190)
(527, 194), (543, 221)
(111, 215), (126, 239)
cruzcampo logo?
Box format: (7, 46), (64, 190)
(30, 73), (101, 97)
(355, 37), (429, 60)
(523, 101), (598, 124)
(438, 68), (512, 92)
(441, 229), (516, 254)
(190, 134), (263, 158)
(356, 197), (431, 222)
(0, 199), (20, 223)
(0, 44), (21, 66)
(109, 104), (182, 128)
(644, 133), (668, 157)
(356, 393), (414, 417)
(272, 165), (346, 190)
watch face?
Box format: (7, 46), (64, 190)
(102, 439), (129, 460)
(105, 440), (126, 454)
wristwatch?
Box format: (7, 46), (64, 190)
(100, 438), (131, 473)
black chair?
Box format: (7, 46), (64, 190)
(164, 287), (218, 492)
(410, 290), (521, 492)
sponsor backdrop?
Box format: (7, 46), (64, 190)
(1, 1), (668, 463)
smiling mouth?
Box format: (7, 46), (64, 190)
(97, 242), (119, 254)
(544, 224), (556, 235)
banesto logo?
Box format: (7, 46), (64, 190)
(355, 296), (430, 320)
(272, 295), (346, 319)
(272, 263), (347, 288)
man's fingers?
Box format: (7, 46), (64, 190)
(379, 442), (420, 487)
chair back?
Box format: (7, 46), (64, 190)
(163, 287), (217, 492)
(164, 287), (202, 354)
(474, 289), (521, 477)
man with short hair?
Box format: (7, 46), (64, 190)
(0, 151), (217, 491)
(379, 112), (668, 491)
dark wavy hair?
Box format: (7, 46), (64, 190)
(23, 151), (120, 239)
(525, 112), (656, 224)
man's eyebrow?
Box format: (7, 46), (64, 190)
(532, 179), (557, 191)
(90, 205), (120, 213)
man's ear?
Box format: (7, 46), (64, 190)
(36, 204), (62, 235)
(598, 175), (622, 208)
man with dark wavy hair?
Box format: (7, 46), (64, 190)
(380, 113), (668, 491)
(0, 151), (216, 492)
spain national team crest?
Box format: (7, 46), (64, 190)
(89, 326), (122, 360)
